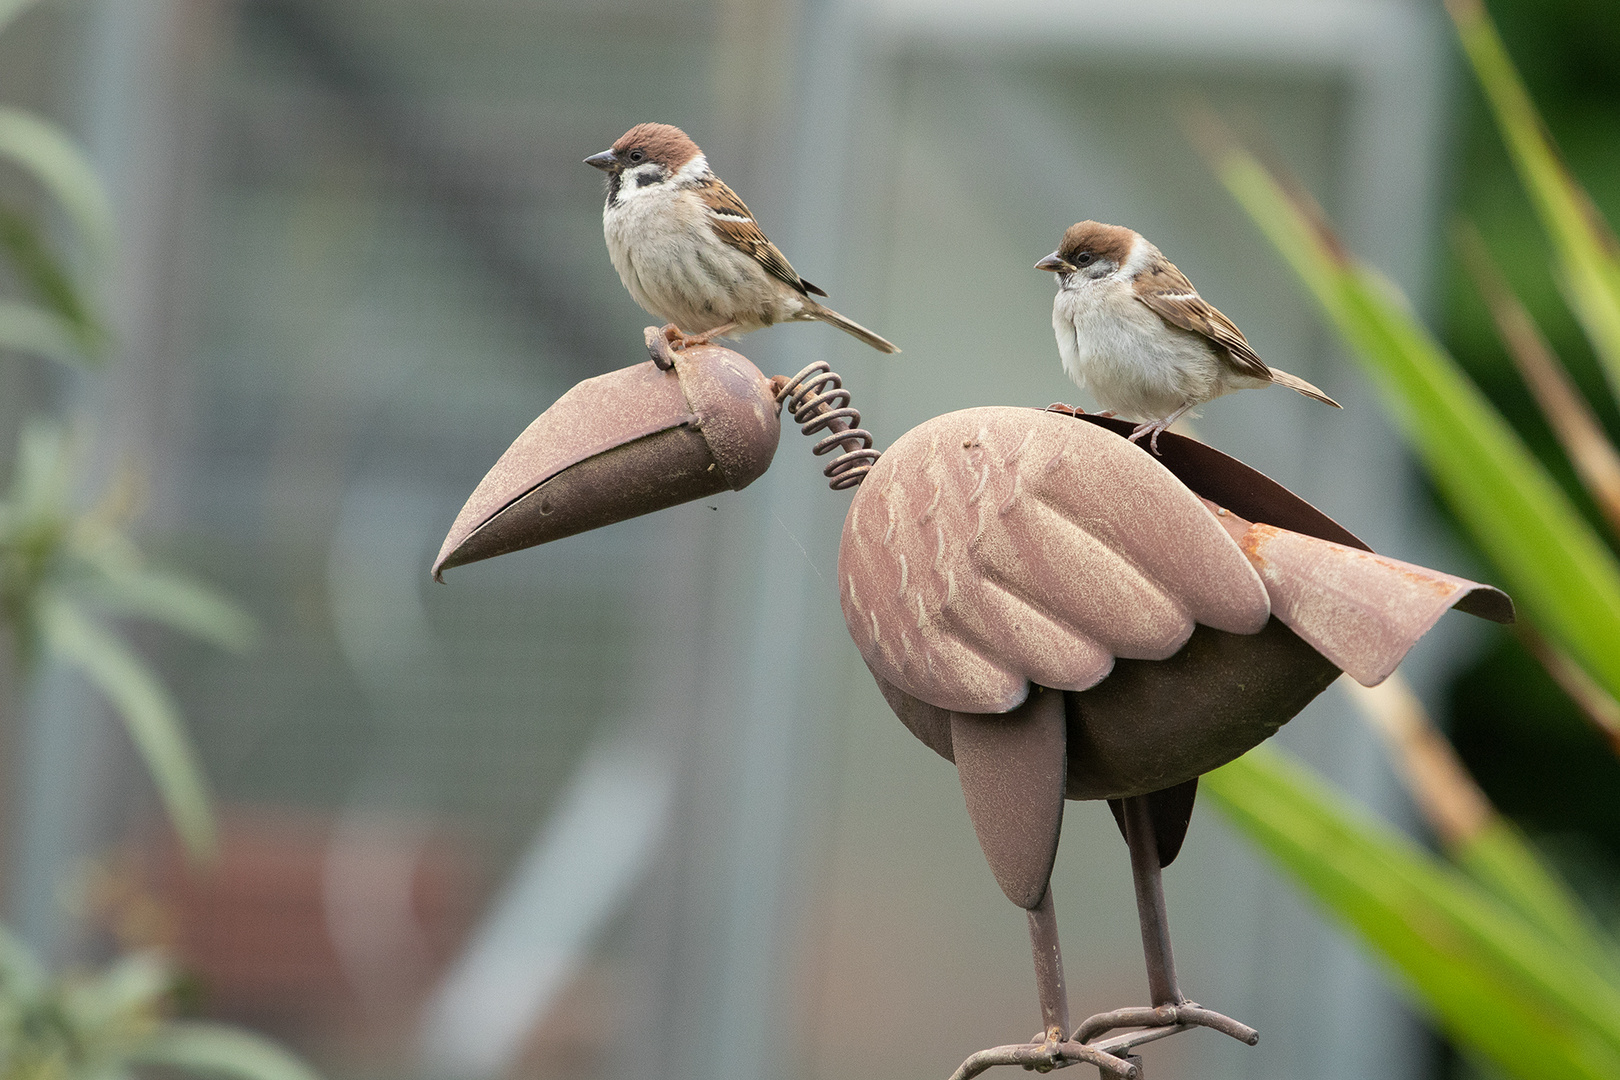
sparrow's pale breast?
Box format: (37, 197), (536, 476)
(604, 185), (804, 336)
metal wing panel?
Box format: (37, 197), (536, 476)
(840, 408), (1270, 714)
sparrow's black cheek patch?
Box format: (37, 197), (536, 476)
(635, 171), (663, 188)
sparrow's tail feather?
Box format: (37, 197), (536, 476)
(810, 304), (900, 354)
(1269, 367), (1341, 408)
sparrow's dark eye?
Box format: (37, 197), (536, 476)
(628, 149), (645, 163)
(1075, 252), (1095, 266)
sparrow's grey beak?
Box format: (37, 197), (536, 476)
(583, 150), (618, 171)
(433, 345), (782, 580)
(1035, 252), (1074, 273)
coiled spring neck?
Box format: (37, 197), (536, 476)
(772, 362), (881, 490)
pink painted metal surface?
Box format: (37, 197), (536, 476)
(842, 407), (1512, 802)
(838, 408), (1271, 715)
(952, 687), (1068, 909)
(432, 346), (780, 578)
(1238, 521), (1513, 686)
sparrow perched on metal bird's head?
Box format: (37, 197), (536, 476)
(585, 123), (899, 369)
(1036, 221), (1339, 452)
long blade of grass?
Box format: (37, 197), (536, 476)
(1344, 675), (1620, 980)
(0, 107), (114, 261)
(37, 596), (216, 862)
(0, 300), (87, 367)
(1455, 222), (1620, 536)
(1205, 746), (1620, 1080)
(1212, 144), (1620, 704)
(1516, 623), (1620, 756)
(1446, 0), (1620, 402)
(129, 1022), (324, 1080)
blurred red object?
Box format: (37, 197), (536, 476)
(144, 807), (483, 1056)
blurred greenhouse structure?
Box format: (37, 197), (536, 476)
(0, 2), (1611, 1080)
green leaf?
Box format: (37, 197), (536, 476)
(1215, 148), (1620, 705)
(128, 1023), (323, 1080)
(0, 107), (114, 262)
(36, 596), (216, 862)
(74, 570), (258, 654)
(1447, 0), (1620, 405)
(1455, 820), (1620, 984)
(1206, 747), (1620, 1080)
(67, 953), (170, 1029)
(0, 300), (88, 367)
(0, 0), (41, 39)
(0, 921), (46, 1001)
(0, 205), (103, 355)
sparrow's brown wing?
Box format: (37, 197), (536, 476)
(697, 178), (829, 298)
(1132, 257), (1271, 381)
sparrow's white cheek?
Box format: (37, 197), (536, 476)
(615, 165), (667, 200)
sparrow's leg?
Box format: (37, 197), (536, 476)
(1127, 403), (1196, 454)
(644, 325), (683, 370)
(677, 322), (738, 349)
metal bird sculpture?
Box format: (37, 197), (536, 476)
(433, 343), (1512, 1080)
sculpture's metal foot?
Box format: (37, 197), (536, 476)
(945, 1033), (1138, 1080)
(1072, 1001), (1259, 1047)
(943, 1004), (1256, 1080)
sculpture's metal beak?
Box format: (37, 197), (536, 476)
(432, 345), (781, 580)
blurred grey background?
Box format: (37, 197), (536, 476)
(0, 2), (1479, 1080)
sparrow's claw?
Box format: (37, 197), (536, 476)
(645, 324), (683, 370)
(1126, 420), (1167, 454)
(1128, 404), (1196, 454)
(1044, 402), (1086, 417)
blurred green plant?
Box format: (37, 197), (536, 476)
(0, 0), (110, 367)
(1195, 2), (1620, 1078)
(0, 9), (315, 1080)
(0, 0), (253, 862)
(0, 421), (255, 860)
(0, 920), (319, 1080)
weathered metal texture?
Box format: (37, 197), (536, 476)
(1066, 618), (1341, 799)
(1238, 521), (1514, 686)
(845, 407), (1512, 802)
(432, 346), (780, 578)
(839, 408), (1271, 715)
(951, 687), (1068, 908)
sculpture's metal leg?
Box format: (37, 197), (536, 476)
(1069, 794), (1259, 1053)
(1122, 794), (1183, 1007)
(1027, 886), (1070, 1040)
(1102, 1053), (1143, 1080)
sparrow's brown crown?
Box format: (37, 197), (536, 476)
(1057, 221), (1136, 265)
(610, 123), (702, 170)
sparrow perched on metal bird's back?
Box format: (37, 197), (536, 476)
(585, 123), (899, 369)
(1036, 221), (1339, 452)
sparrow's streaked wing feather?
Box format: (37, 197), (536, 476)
(1132, 257), (1272, 381)
(697, 178), (827, 297)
